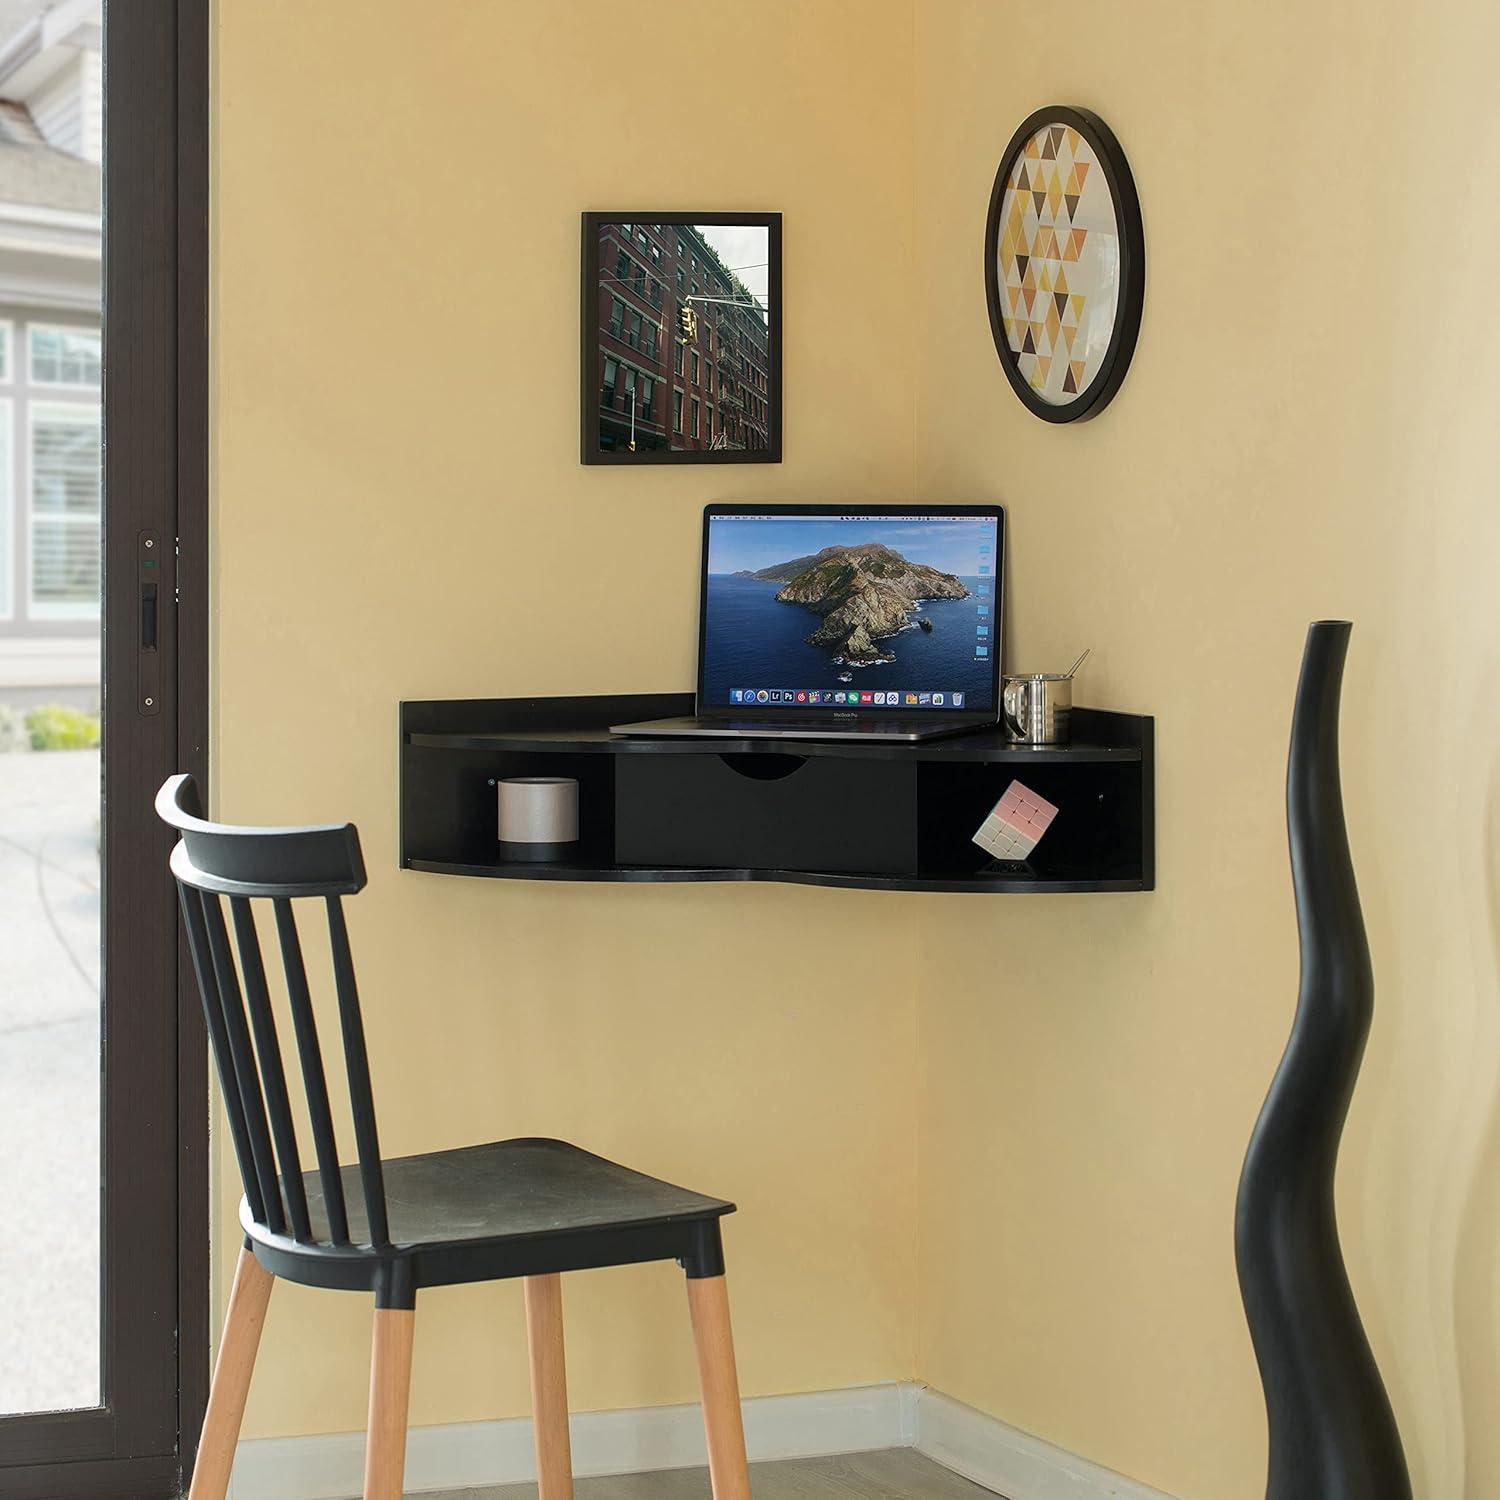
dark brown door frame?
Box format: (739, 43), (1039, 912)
(0, 4), (209, 1495)
(174, 0), (212, 1482)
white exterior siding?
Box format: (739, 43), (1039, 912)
(79, 46), (100, 163)
(0, 2), (101, 704)
(27, 51), (94, 162)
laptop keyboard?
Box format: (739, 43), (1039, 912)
(718, 717), (954, 734)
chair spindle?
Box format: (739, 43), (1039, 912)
(229, 896), (312, 1242)
(325, 896), (389, 1247)
(201, 891), (286, 1236)
(178, 884), (268, 1227)
(273, 897), (350, 1245)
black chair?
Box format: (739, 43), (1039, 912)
(158, 774), (751, 1500)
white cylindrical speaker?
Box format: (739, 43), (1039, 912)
(497, 776), (579, 860)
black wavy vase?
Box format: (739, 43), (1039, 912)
(1234, 621), (1411, 1499)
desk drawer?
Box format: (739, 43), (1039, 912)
(615, 751), (917, 875)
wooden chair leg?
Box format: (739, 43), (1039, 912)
(364, 1306), (416, 1500)
(524, 1274), (575, 1500)
(687, 1275), (751, 1500)
(189, 1246), (274, 1500)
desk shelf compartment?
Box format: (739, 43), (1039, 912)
(400, 694), (1154, 893)
(915, 759), (1147, 889)
(402, 744), (618, 873)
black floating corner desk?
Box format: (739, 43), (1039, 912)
(399, 694), (1154, 895)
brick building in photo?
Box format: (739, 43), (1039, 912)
(595, 222), (770, 455)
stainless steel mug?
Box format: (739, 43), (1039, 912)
(1002, 673), (1073, 744)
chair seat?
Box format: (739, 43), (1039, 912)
(244, 1137), (735, 1300)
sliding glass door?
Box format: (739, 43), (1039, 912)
(0, 3), (207, 1494)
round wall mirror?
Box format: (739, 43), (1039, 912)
(984, 106), (1144, 422)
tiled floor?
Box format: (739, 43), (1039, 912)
(414, 1448), (999, 1499)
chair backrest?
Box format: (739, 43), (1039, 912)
(156, 773), (388, 1248)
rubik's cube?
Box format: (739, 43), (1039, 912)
(971, 780), (1059, 861)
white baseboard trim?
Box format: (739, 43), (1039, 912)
(229, 1379), (1178, 1500)
(229, 1381), (912, 1499)
(912, 1386), (1178, 1500)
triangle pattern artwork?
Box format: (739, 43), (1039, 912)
(995, 120), (1122, 406)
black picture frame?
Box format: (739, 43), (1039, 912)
(983, 107), (1144, 424)
(581, 212), (782, 465)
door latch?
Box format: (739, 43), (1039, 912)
(138, 529), (161, 716)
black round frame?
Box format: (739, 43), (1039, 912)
(983, 105), (1144, 424)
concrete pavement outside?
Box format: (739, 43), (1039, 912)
(0, 747), (101, 1414)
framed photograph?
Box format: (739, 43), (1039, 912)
(984, 107), (1144, 423)
(581, 213), (782, 465)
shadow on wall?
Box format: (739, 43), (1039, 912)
(1454, 724), (1500, 1495)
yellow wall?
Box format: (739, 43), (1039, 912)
(213, 1), (1500, 1494)
(214, 0), (919, 1439)
(912, 2), (1500, 1498)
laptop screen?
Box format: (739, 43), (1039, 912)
(700, 507), (1002, 713)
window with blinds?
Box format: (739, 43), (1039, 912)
(0, 398), (11, 619)
(29, 403), (101, 618)
(29, 326), (101, 388)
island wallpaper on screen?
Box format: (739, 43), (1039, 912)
(702, 514), (999, 709)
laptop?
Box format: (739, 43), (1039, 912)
(611, 502), (1005, 742)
